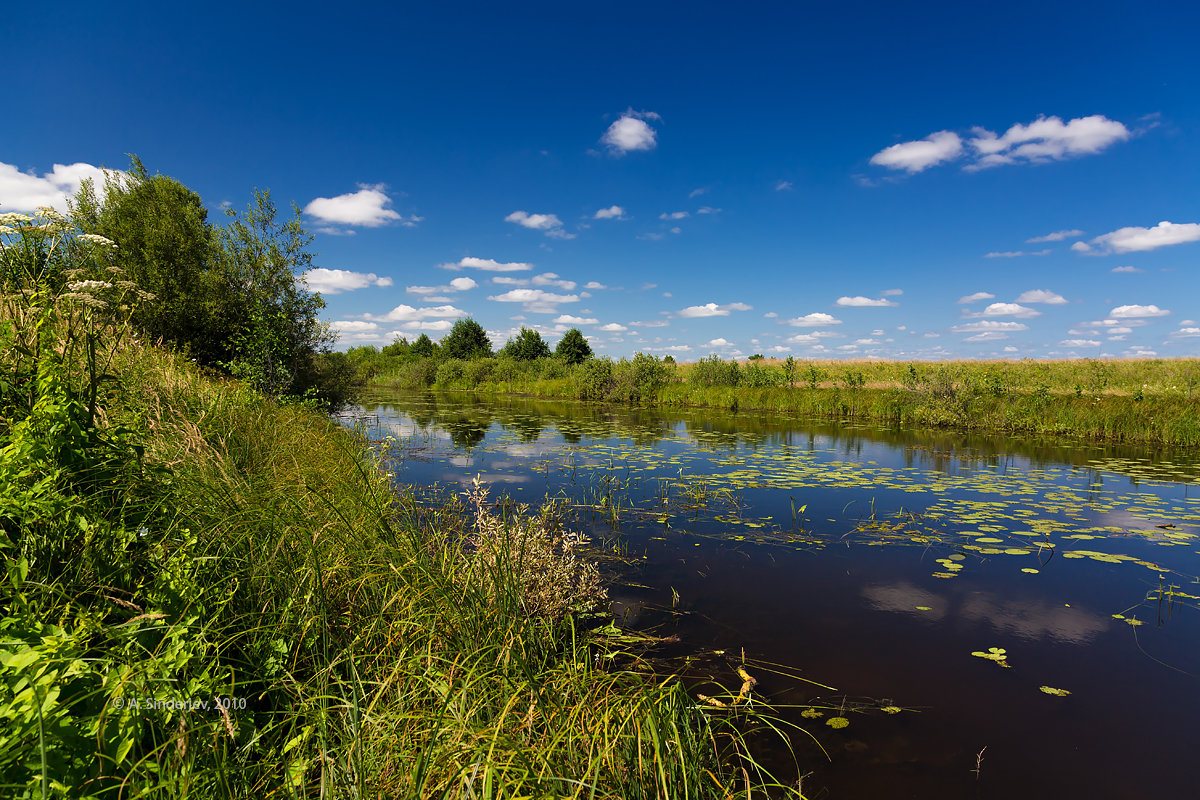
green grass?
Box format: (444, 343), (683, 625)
(1, 307), (799, 797)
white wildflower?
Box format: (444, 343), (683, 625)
(0, 213), (33, 225)
(67, 280), (114, 292)
(77, 233), (117, 248)
(0, 225), (16, 235)
(35, 206), (66, 222)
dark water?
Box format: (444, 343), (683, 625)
(346, 390), (1200, 800)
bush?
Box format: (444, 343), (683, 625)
(742, 363), (782, 388)
(574, 358), (614, 401)
(463, 358), (495, 387)
(436, 358), (467, 386)
(690, 355), (740, 387)
(538, 356), (570, 380)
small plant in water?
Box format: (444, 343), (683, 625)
(970, 646), (1010, 668)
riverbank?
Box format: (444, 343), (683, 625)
(1, 323), (790, 797)
(369, 361), (1200, 448)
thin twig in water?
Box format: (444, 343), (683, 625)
(972, 746), (986, 781)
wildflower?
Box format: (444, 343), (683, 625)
(0, 212), (33, 225)
(67, 280), (114, 292)
(77, 233), (117, 248)
(0, 225), (16, 235)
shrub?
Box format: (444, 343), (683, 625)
(538, 356), (570, 380)
(574, 358), (614, 400)
(463, 357), (495, 387)
(436, 358), (467, 386)
(690, 355), (740, 387)
(742, 363), (782, 388)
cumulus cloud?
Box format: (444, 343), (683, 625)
(967, 115), (1130, 169)
(441, 256), (533, 272)
(506, 210), (574, 238)
(405, 276), (477, 295)
(531, 272), (576, 290)
(1084, 221), (1200, 253)
(487, 288), (580, 313)
(659, 211), (689, 220)
(870, 131), (963, 173)
(630, 319), (670, 327)
(950, 321), (1030, 333)
(593, 205), (627, 220)
(958, 291), (995, 304)
(599, 323), (628, 332)
(677, 302), (752, 317)
(965, 332), (1010, 342)
(302, 268), (394, 294)
(1170, 327), (1200, 338)
(697, 206), (721, 215)
(967, 303), (1040, 319)
(601, 109), (660, 155)
(554, 315), (598, 325)
(304, 184), (414, 228)
(1111, 266), (1143, 273)
(836, 296), (898, 307)
(332, 320), (379, 332)
(1110, 304), (1169, 318)
(1027, 229), (1084, 243)
(706, 338), (730, 347)
(0, 161), (120, 212)
(785, 312), (842, 327)
(361, 304), (466, 322)
(1016, 289), (1067, 304)
(1060, 339), (1102, 347)
(583, 281), (606, 290)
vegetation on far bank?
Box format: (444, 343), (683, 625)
(356, 334), (1200, 447)
(1, 184), (796, 795)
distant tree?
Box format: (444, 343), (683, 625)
(500, 327), (552, 361)
(410, 333), (436, 358)
(662, 354), (676, 364)
(381, 336), (410, 358)
(749, 354), (764, 361)
(783, 355), (797, 385)
(554, 328), (592, 365)
(441, 318), (493, 360)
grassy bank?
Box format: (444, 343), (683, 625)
(3, 297), (793, 793)
(365, 354), (1200, 447)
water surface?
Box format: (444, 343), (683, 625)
(347, 390), (1200, 800)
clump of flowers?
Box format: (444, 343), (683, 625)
(461, 475), (606, 620)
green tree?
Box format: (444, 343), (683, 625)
(441, 318), (493, 360)
(410, 333), (436, 358)
(381, 336), (410, 358)
(554, 328), (592, 365)
(500, 327), (551, 361)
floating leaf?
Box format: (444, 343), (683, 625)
(801, 707), (823, 719)
(1039, 686), (1071, 696)
(880, 706), (903, 714)
(826, 716), (850, 729)
(1020, 568), (1040, 574)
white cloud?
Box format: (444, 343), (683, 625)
(506, 211), (573, 239)
(785, 312), (842, 327)
(487, 288), (580, 313)
(870, 131), (963, 173)
(670, 227), (682, 234)
(1070, 241), (1093, 253)
(583, 281), (607, 289)
(1110, 304), (1169, 318)
(1087, 221), (1200, 253)
(659, 345), (693, 352)
(689, 188), (708, 198)
(405, 276), (477, 296)
(304, 184), (411, 228)
(1170, 327), (1200, 338)
(1078, 318), (1150, 329)
(302, 268), (394, 294)
(395, 319), (454, 332)
(630, 319), (670, 327)
(678, 302), (752, 318)
(593, 205), (627, 220)
(0, 161), (121, 212)
(442, 256), (533, 272)
(601, 110), (660, 154)
(332, 320), (379, 332)
(659, 211), (689, 220)
(554, 315), (598, 325)
(1016, 289), (1067, 304)
(697, 206), (721, 214)
(774, 180), (793, 191)
(965, 332), (1009, 342)
(836, 296), (898, 307)
(958, 292), (995, 304)
(968, 302), (1040, 318)
(985, 249), (1052, 258)
(362, 303), (466, 322)
(492, 276), (528, 285)
(706, 338), (730, 347)
(532, 272), (576, 290)
(763, 311), (779, 318)
(880, 288), (903, 296)
(950, 321), (1030, 333)
(967, 115), (1130, 169)
(1060, 339), (1102, 347)
(595, 323), (627, 332)
(1111, 266), (1142, 273)
(1026, 229), (1084, 243)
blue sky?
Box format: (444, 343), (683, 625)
(4, 1), (1198, 359)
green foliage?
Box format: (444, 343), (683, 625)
(783, 356), (797, 385)
(690, 355), (740, 387)
(574, 358), (615, 401)
(410, 333), (436, 358)
(742, 363), (782, 388)
(440, 318), (493, 360)
(554, 327), (593, 365)
(804, 363), (825, 389)
(500, 327), (551, 361)
(837, 369), (866, 389)
(436, 358), (468, 386)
